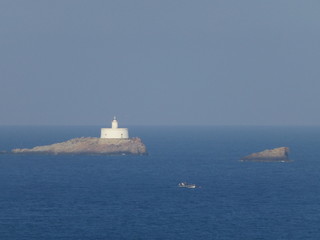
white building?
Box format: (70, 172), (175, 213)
(100, 117), (129, 139)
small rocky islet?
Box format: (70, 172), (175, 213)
(240, 147), (290, 162)
(12, 137), (147, 155)
(11, 118), (147, 155)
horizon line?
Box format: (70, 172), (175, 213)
(1, 124), (320, 127)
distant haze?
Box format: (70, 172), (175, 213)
(1, 1), (319, 126)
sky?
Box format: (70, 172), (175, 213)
(1, 0), (320, 126)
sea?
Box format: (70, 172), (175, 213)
(1, 126), (320, 240)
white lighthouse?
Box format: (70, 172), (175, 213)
(100, 117), (129, 139)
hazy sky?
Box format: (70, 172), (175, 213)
(1, 1), (319, 126)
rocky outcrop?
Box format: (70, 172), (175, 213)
(240, 147), (290, 162)
(12, 137), (147, 155)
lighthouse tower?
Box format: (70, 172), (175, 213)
(100, 117), (129, 139)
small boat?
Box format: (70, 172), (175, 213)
(178, 182), (197, 189)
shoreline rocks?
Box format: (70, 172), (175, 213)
(240, 147), (290, 162)
(11, 137), (147, 155)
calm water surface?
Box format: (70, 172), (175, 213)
(1, 126), (320, 239)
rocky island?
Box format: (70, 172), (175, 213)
(240, 147), (290, 162)
(12, 137), (147, 155)
(11, 117), (147, 155)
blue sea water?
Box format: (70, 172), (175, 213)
(1, 126), (320, 240)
